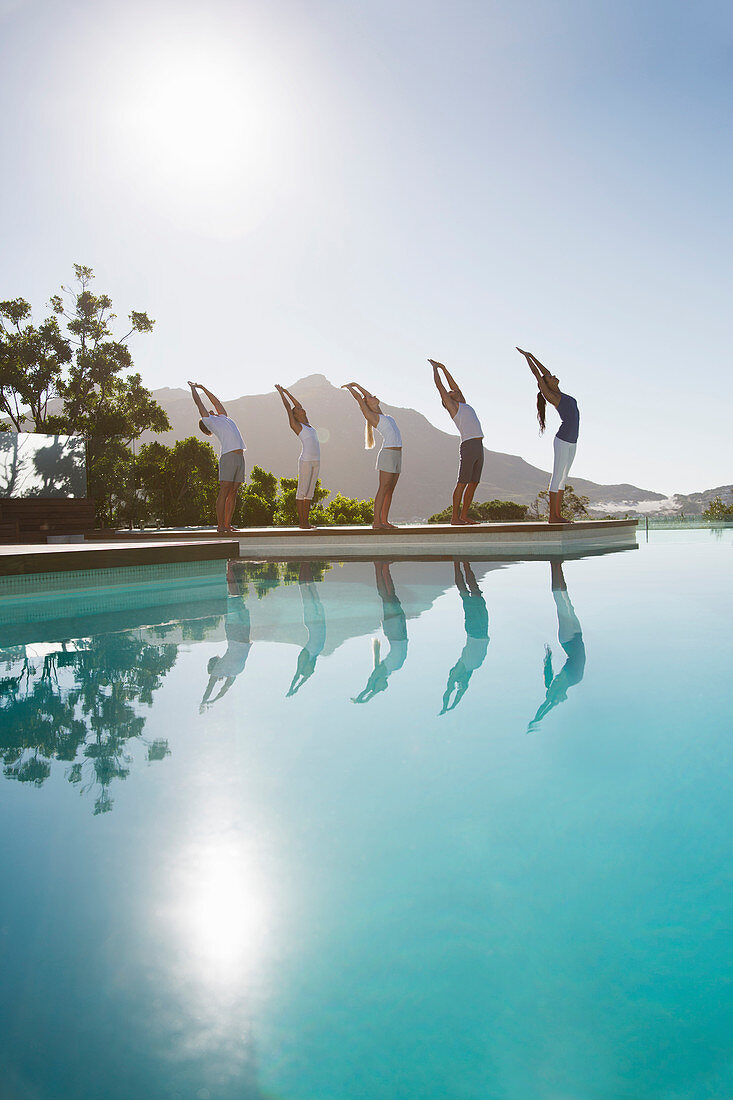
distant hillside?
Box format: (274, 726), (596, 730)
(669, 484), (733, 515)
(141, 375), (664, 521)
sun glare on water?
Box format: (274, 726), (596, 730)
(171, 836), (271, 989)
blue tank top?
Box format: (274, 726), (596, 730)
(556, 393), (579, 444)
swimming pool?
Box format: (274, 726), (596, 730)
(1, 530), (731, 1099)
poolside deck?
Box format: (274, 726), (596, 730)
(0, 520), (638, 576)
(86, 518), (638, 559)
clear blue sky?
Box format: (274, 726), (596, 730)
(1, 0), (730, 494)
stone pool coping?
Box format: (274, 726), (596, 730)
(0, 538), (239, 577)
(90, 518), (638, 558)
(0, 520), (637, 575)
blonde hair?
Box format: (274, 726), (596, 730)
(365, 419), (375, 449)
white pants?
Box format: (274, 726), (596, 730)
(549, 437), (577, 492)
(553, 588), (582, 645)
(297, 460), (320, 500)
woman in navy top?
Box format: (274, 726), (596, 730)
(517, 348), (580, 523)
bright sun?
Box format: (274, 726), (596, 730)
(116, 33), (297, 235)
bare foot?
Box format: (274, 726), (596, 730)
(225, 526), (241, 534)
(383, 522), (399, 529)
(451, 518), (468, 526)
(372, 524), (389, 531)
(461, 518), (479, 525)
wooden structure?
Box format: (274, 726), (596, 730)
(0, 497), (96, 541)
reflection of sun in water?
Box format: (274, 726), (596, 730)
(174, 838), (270, 987)
(116, 33), (297, 236)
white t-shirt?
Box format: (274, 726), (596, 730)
(201, 414), (246, 454)
(298, 423), (320, 462)
(377, 413), (402, 448)
(452, 402), (483, 442)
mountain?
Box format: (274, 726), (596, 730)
(141, 375), (664, 520)
(668, 485), (733, 515)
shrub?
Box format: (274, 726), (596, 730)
(428, 499), (530, 523)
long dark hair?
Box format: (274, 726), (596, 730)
(536, 389), (546, 434)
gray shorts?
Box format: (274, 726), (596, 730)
(457, 437), (484, 484)
(219, 451), (246, 484)
(377, 447), (402, 474)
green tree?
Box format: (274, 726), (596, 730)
(136, 436), (219, 526)
(429, 499), (530, 523)
(235, 465), (278, 526)
(0, 298), (71, 431)
(274, 475), (330, 526)
(702, 496), (733, 520)
(535, 484), (590, 521)
(0, 265), (169, 526)
(322, 492), (374, 525)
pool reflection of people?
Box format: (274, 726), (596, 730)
(352, 562), (408, 703)
(200, 571), (252, 710)
(440, 561), (490, 713)
(287, 562), (327, 696)
(528, 559), (586, 732)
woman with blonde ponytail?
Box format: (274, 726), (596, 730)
(341, 382), (402, 530)
(517, 348), (580, 523)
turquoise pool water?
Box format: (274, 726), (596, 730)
(1, 530), (731, 1099)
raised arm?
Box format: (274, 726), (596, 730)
(280, 386), (301, 406)
(342, 382), (379, 426)
(516, 348), (543, 383)
(516, 349), (559, 405)
(193, 382), (227, 416)
(275, 384), (301, 434)
(527, 351), (551, 378)
(188, 382), (209, 419)
(429, 360), (459, 417)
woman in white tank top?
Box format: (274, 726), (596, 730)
(342, 381), (402, 530)
(276, 384), (321, 529)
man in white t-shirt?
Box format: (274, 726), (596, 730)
(189, 381), (246, 533)
(430, 360), (485, 525)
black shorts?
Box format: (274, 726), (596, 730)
(458, 437), (484, 484)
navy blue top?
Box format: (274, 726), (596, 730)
(555, 393), (580, 444)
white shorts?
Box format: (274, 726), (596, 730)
(377, 447), (402, 474)
(297, 459), (320, 500)
(549, 436), (577, 492)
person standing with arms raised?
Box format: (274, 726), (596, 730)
(516, 349), (580, 524)
(341, 381), (402, 530)
(275, 384), (321, 529)
(188, 381), (246, 534)
(430, 360), (485, 525)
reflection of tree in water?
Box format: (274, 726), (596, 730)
(0, 632), (177, 814)
(228, 559), (330, 600)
